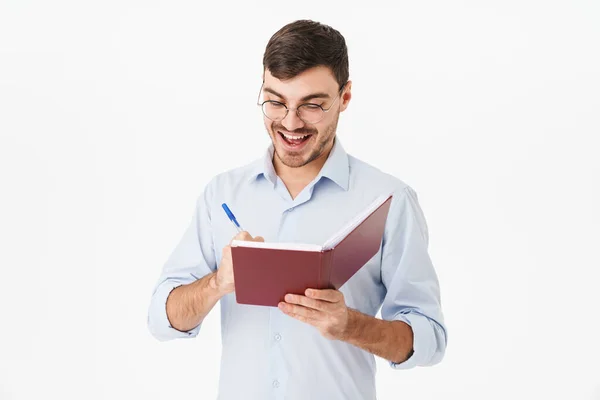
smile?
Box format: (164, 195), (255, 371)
(277, 131), (313, 151)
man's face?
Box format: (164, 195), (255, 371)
(260, 66), (350, 168)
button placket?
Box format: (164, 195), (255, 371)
(269, 206), (292, 396)
(269, 307), (286, 394)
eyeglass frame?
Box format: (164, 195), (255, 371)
(256, 81), (348, 124)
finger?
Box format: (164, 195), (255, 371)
(305, 289), (343, 303)
(253, 236), (265, 242)
(285, 294), (332, 312)
(231, 231), (252, 242)
(278, 302), (322, 320)
(284, 311), (316, 325)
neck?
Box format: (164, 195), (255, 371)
(273, 137), (335, 188)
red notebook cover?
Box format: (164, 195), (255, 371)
(231, 195), (392, 307)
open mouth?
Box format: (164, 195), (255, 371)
(278, 131), (313, 149)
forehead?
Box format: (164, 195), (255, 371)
(263, 66), (338, 100)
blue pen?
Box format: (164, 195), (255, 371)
(221, 203), (243, 233)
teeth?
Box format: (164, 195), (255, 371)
(281, 132), (309, 141)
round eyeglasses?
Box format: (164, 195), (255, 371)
(257, 82), (347, 125)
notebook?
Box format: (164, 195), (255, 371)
(230, 194), (393, 307)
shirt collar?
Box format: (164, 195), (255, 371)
(248, 136), (350, 191)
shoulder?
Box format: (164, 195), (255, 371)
(346, 154), (425, 228)
(347, 154), (413, 196)
(205, 157), (262, 193)
(195, 157), (262, 213)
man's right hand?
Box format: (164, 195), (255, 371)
(214, 231), (264, 294)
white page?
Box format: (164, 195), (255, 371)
(230, 240), (322, 252)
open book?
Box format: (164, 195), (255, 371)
(230, 194), (393, 307)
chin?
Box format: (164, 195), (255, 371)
(280, 156), (309, 168)
(275, 147), (311, 168)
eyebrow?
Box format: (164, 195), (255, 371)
(263, 87), (331, 102)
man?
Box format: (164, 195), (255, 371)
(148, 19), (446, 400)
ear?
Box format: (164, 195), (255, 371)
(339, 80), (352, 112)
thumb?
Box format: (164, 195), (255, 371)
(231, 230), (252, 243)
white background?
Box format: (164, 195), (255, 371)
(1, 1), (599, 399)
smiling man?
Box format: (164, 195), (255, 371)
(148, 19), (447, 400)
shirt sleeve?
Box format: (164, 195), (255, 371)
(380, 185), (447, 369)
(147, 184), (217, 342)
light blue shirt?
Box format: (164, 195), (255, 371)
(147, 137), (447, 400)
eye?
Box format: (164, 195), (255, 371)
(301, 104), (322, 110)
(266, 101), (286, 108)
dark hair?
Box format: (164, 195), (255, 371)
(262, 20), (349, 89)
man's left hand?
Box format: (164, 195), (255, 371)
(278, 289), (351, 340)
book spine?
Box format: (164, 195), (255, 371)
(319, 249), (335, 290)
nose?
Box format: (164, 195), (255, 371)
(280, 109), (305, 132)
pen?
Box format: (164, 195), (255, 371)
(221, 203), (243, 233)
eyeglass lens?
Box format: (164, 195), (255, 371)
(262, 102), (324, 124)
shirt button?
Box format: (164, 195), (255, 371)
(273, 380), (280, 388)
(274, 333), (281, 341)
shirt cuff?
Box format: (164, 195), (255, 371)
(147, 281), (201, 341)
(389, 312), (436, 369)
